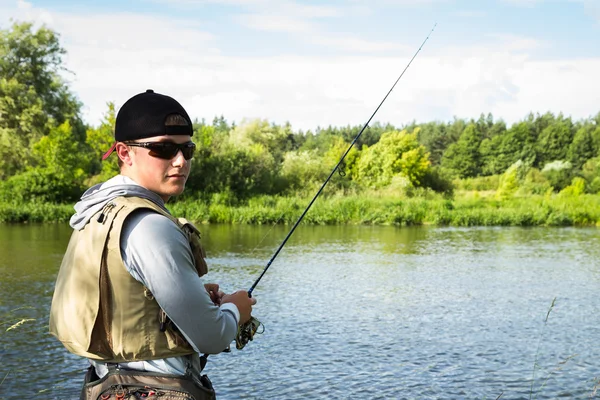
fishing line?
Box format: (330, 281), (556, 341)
(248, 23), (437, 296)
(235, 23), (437, 350)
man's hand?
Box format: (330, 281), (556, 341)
(221, 291), (257, 325)
(204, 283), (225, 305)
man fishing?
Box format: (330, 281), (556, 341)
(49, 89), (256, 399)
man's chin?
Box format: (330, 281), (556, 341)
(160, 184), (186, 199)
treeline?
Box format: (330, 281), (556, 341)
(1, 22), (600, 207)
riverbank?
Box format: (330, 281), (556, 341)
(1, 192), (599, 226)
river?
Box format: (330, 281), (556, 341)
(0, 224), (599, 399)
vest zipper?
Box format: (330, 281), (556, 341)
(97, 202), (116, 223)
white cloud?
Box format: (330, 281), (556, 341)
(451, 10), (487, 18)
(152, 0), (342, 18)
(500, 0), (543, 7)
(583, 0), (600, 22)
(235, 13), (317, 33)
(486, 33), (545, 51)
(233, 8), (409, 54)
(1, 0), (598, 133)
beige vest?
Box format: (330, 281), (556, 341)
(49, 196), (208, 362)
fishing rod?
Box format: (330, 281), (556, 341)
(248, 23), (436, 296)
(235, 23), (437, 349)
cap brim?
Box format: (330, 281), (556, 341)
(102, 142), (117, 160)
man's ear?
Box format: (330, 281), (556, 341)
(115, 142), (134, 166)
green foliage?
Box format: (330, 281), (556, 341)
(589, 177), (600, 195)
(302, 122), (391, 153)
(0, 201), (73, 222)
(2, 20), (600, 223)
(560, 177), (586, 197)
(186, 119), (283, 199)
(496, 160), (528, 200)
(280, 150), (329, 194)
(0, 21), (82, 178)
(519, 168), (553, 195)
(0, 168), (82, 203)
(581, 157), (600, 194)
(541, 160), (573, 192)
(355, 129), (431, 188)
(419, 167), (454, 197)
(441, 123), (483, 178)
(229, 119), (296, 164)
(536, 115), (574, 167)
(166, 192), (600, 227)
(568, 126), (597, 170)
(415, 121), (450, 166)
(33, 121), (90, 174)
(481, 122), (536, 175)
(86, 103), (118, 183)
(454, 175), (500, 191)
(0, 121), (88, 202)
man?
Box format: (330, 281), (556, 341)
(49, 89), (256, 399)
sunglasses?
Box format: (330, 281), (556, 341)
(124, 141), (196, 160)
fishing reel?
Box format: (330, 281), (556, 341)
(235, 316), (263, 350)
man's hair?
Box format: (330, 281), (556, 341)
(165, 113), (189, 127)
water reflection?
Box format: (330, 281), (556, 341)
(0, 224), (599, 399)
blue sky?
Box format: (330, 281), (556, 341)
(1, 0), (599, 131)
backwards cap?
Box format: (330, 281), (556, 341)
(102, 89), (193, 160)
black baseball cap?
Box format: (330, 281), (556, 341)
(102, 89), (194, 160)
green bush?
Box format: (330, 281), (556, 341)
(454, 175), (500, 191)
(589, 177), (600, 194)
(420, 167), (454, 196)
(541, 160), (573, 191)
(560, 177), (586, 196)
(0, 168), (84, 203)
(519, 168), (552, 195)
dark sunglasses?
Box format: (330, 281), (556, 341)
(124, 141), (196, 160)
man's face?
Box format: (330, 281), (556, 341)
(122, 135), (193, 201)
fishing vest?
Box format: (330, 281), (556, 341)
(49, 196), (209, 362)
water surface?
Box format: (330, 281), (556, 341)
(0, 224), (599, 399)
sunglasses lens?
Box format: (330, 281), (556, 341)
(181, 146), (195, 160)
(147, 143), (195, 160)
(147, 144), (177, 159)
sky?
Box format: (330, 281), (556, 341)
(1, 0), (599, 131)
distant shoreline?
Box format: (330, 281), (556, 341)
(2, 193), (599, 227)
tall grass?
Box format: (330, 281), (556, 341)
(0, 202), (73, 223)
(170, 193), (600, 227)
(2, 193), (599, 226)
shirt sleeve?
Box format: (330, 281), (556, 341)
(119, 209), (239, 354)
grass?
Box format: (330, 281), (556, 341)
(1, 192), (599, 226)
(0, 202), (73, 223)
(0, 307), (37, 390)
(169, 192), (600, 227)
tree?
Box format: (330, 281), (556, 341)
(541, 160), (573, 191)
(229, 119), (295, 164)
(481, 121), (536, 175)
(535, 114), (574, 167)
(355, 129), (431, 188)
(280, 150), (329, 193)
(416, 121), (451, 166)
(85, 103), (118, 183)
(474, 113), (506, 140)
(441, 123), (483, 178)
(0, 121), (90, 202)
(0, 21), (82, 179)
(567, 125), (596, 170)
